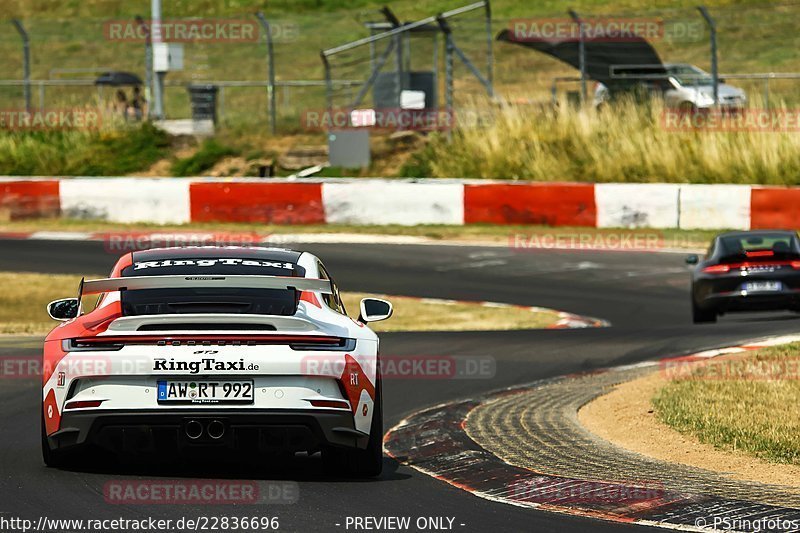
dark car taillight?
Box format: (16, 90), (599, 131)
(703, 264), (731, 274)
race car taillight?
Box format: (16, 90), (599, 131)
(308, 399), (350, 409)
(62, 339), (124, 352)
(63, 335), (356, 350)
(792, 261), (800, 270)
(64, 400), (104, 409)
(702, 264), (730, 274)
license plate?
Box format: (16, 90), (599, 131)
(743, 281), (782, 292)
(157, 380), (254, 405)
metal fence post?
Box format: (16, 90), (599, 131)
(437, 15), (454, 113)
(697, 6), (718, 107)
(394, 33), (403, 107)
(255, 12), (277, 134)
(321, 52), (333, 115)
(11, 19), (32, 114)
(568, 10), (586, 105)
(135, 15), (153, 119)
(150, 0), (165, 119)
(484, 0), (494, 98)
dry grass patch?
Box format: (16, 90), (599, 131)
(416, 99), (800, 184)
(0, 272), (98, 335)
(653, 343), (800, 465)
(340, 293), (560, 332)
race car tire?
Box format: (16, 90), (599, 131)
(692, 301), (717, 324)
(41, 415), (66, 468)
(323, 375), (383, 478)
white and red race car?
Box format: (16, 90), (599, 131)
(41, 246), (392, 476)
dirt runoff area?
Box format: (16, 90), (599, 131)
(578, 370), (800, 489)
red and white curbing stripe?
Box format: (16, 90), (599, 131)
(1, 177), (799, 229)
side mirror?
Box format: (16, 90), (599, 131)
(47, 298), (80, 321)
(359, 298), (393, 323)
(685, 254), (699, 265)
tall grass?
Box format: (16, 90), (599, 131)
(0, 120), (170, 176)
(408, 99), (800, 184)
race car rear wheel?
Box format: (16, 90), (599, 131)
(41, 415), (65, 468)
(323, 376), (383, 478)
(692, 301), (717, 324)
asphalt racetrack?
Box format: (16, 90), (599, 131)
(2, 238), (799, 533)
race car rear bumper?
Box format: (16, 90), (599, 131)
(47, 409), (367, 455)
(698, 291), (800, 313)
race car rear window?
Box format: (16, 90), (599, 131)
(719, 233), (800, 261)
(120, 287), (298, 317)
(119, 256), (305, 317)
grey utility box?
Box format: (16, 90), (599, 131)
(328, 130), (370, 168)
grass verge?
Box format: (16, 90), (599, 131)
(0, 219), (719, 250)
(653, 343), (800, 465)
(413, 99), (800, 184)
(171, 140), (239, 177)
(0, 272), (560, 335)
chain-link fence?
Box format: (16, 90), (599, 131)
(1, 1), (800, 134)
(320, 1), (493, 117)
(495, 2), (800, 107)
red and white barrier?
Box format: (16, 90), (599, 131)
(0, 177), (798, 229)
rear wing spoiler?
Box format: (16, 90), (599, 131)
(79, 274), (333, 297)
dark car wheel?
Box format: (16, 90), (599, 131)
(41, 415), (66, 468)
(323, 376), (383, 478)
(692, 301), (717, 324)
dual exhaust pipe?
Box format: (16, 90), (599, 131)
(185, 419), (226, 440)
